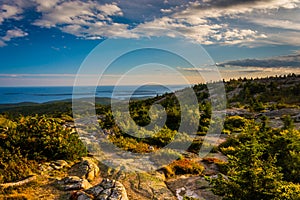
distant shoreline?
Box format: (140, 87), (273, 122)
(0, 85), (186, 105)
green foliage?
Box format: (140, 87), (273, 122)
(271, 129), (300, 183)
(109, 135), (151, 153)
(275, 182), (300, 200)
(0, 116), (17, 130)
(0, 148), (38, 183)
(13, 115), (87, 161)
(229, 74), (300, 105)
(282, 115), (295, 130)
(0, 102), (73, 117)
(187, 138), (203, 154)
(212, 122), (300, 199)
(248, 97), (266, 112)
(0, 114), (87, 183)
(146, 126), (177, 147)
(162, 158), (204, 178)
(213, 140), (282, 199)
(149, 148), (183, 167)
(223, 116), (250, 134)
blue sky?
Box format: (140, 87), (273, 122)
(0, 0), (300, 86)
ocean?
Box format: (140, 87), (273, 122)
(0, 85), (186, 104)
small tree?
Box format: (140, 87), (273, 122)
(212, 122), (300, 199)
(282, 115), (295, 130)
(212, 137), (283, 200)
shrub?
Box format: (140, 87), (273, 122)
(109, 136), (151, 153)
(150, 148), (183, 167)
(0, 115), (87, 183)
(187, 138), (203, 154)
(220, 146), (236, 155)
(0, 148), (38, 183)
(162, 158), (204, 178)
(224, 116), (249, 133)
(13, 115), (87, 161)
(212, 122), (300, 199)
(202, 157), (223, 164)
(275, 182), (300, 200)
(145, 126), (177, 147)
(202, 157), (228, 174)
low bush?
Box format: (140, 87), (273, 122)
(109, 135), (151, 153)
(0, 148), (38, 183)
(0, 115), (87, 183)
(162, 158), (204, 178)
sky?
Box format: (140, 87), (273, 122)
(0, 0), (300, 86)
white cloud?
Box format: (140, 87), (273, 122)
(130, 0), (300, 46)
(0, 28), (28, 46)
(0, 4), (23, 25)
(134, 17), (266, 46)
(160, 8), (172, 13)
(34, 0), (61, 12)
(177, 66), (218, 72)
(220, 66), (300, 81)
(248, 18), (300, 31)
(97, 3), (123, 16)
(2, 28), (28, 41)
(0, 40), (6, 47)
(34, 1), (100, 28)
(60, 22), (137, 39)
(263, 31), (300, 46)
(184, 0), (300, 18)
(33, 0), (126, 39)
(1, 0), (297, 47)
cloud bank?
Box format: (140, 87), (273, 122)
(217, 53), (300, 68)
(0, 0), (300, 46)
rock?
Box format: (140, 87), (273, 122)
(85, 184), (104, 197)
(120, 171), (176, 200)
(166, 175), (222, 200)
(148, 146), (154, 151)
(58, 176), (92, 191)
(71, 191), (93, 200)
(69, 157), (100, 182)
(110, 181), (128, 200)
(38, 160), (69, 173)
(70, 178), (128, 200)
(38, 162), (53, 172)
(51, 160), (69, 170)
(100, 179), (115, 189)
(61, 176), (82, 184)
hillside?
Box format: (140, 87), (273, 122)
(0, 74), (300, 199)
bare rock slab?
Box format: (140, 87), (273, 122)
(71, 178), (128, 200)
(69, 157), (100, 182)
(57, 176), (92, 191)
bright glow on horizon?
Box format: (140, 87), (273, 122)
(1, 66), (300, 87)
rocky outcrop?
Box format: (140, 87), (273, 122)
(51, 160), (69, 170)
(70, 178), (128, 200)
(166, 175), (222, 200)
(38, 160), (69, 173)
(120, 171), (176, 200)
(68, 157), (100, 182)
(57, 176), (92, 191)
(57, 157), (101, 192)
(34, 155), (224, 199)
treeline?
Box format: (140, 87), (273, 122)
(225, 73), (300, 104)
